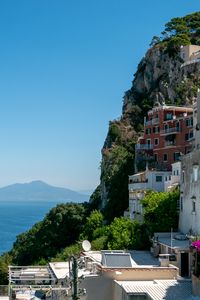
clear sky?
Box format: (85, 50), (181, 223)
(0, 1), (199, 192)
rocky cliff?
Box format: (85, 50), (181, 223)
(90, 12), (200, 221)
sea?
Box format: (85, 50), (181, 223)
(0, 200), (66, 255)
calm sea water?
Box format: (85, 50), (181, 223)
(0, 200), (66, 255)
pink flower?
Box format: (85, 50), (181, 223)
(192, 240), (200, 251)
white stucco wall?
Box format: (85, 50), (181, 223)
(179, 150), (200, 235)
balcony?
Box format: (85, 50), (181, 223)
(152, 117), (159, 125)
(129, 182), (148, 191)
(160, 127), (181, 135)
(165, 141), (176, 147)
(135, 144), (153, 150)
(145, 118), (159, 126)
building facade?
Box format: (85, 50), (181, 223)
(179, 92), (200, 235)
(128, 168), (171, 221)
(180, 45), (200, 63)
(135, 105), (193, 171)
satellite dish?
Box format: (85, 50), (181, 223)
(82, 240), (91, 252)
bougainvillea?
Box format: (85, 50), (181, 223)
(192, 240), (200, 252)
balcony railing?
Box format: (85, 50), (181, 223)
(165, 141), (176, 147)
(135, 144), (153, 150)
(160, 127), (181, 135)
(152, 117), (159, 124)
(145, 118), (159, 126)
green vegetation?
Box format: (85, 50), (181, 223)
(101, 142), (135, 222)
(107, 217), (150, 250)
(142, 189), (179, 233)
(0, 188), (179, 284)
(11, 203), (89, 265)
(150, 12), (200, 54)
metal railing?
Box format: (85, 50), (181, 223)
(145, 118), (159, 126)
(160, 127), (181, 135)
(135, 144), (153, 150)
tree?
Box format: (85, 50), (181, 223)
(80, 210), (104, 241)
(150, 36), (161, 47)
(11, 203), (88, 265)
(107, 217), (151, 250)
(142, 190), (179, 234)
(107, 217), (137, 250)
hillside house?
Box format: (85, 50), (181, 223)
(135, 105), (193, 171)
(128, 168), (171, 221)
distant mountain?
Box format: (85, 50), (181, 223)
(0, 180), (89, 202)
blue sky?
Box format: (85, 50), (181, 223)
(0, 1), (199, 191)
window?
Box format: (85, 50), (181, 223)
(182, 171), (185, 183)
(186, 131), (194, 141)
(154, 138), (159, 145)
(189, 130), (193, 139)
(186, 117), (193, 127)
(154, 153), (158, 162)
(192, 201), (196, 213)
(145, 128), (152, 135)
(164, 124), (169, 131)
(174, 152), (180, 162)
(179, 197), (183, 211)
(163, 154), (168, 162)
(165, 113), (173, 120)
(146, 139), (151, 148)
(156, 175), (162, 182)
(193, 165), (199, 182)
(152, 126), (160, 133)
(176, 121), (180, 131)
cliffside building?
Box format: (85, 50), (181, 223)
(135, 105), (193, 171)
(128, 104), (193, 221)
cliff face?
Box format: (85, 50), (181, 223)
(91, 23), (200, 221)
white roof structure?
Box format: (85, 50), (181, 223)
(115, 279), (193, 300)
(48, 262), (69, 280)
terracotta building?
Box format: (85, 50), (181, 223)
(135, 105), (193, 171)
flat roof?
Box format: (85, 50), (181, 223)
(157, 237), (190, 250)
(115, 279), (192, 300)
(129, 251), (159, 266)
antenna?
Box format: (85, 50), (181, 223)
(82, 240), (91, 252)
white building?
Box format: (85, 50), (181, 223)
(164, 162), (181, 192)
(179, 92), (200, 235)
(128, 168), (171, 221)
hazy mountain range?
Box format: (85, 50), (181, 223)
(0, 180), (89, 202)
